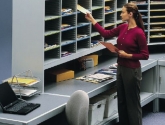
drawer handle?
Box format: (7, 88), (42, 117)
(97, 104), (101, 108)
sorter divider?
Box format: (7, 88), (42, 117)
(77, 38), (91, 49)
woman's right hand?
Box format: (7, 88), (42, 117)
(85, 13), (97, 25)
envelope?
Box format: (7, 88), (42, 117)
(77, 4), (91, 14)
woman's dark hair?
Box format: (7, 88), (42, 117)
(124, 3), (145, 31)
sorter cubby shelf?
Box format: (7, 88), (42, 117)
(128, 0), (150, 42)
(129, 0), (165, 45)
(150, 0), (165, 44)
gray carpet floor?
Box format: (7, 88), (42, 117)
(142, 111), (165, 125)
(114, 99), (165, 125)
(142, 99), (165, 125)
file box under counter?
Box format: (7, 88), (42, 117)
(88, 96), (106, 125)
(100, 88), (118, 118)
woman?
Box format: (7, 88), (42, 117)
(85, 3), (149, 125)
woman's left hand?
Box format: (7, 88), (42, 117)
(118, 50), (132, 59)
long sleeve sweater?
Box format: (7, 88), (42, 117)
(94, 23), (149, 68)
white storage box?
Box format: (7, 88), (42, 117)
(88, 96), (106, 125)
(100, 88), (118, 118)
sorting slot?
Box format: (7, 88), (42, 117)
(61, 14), (76, 31)
(150, 11), (165, 18)
(150, 4), (165, 10)
(44, 33), (60, 52)
(117, 0), (126, 9)
(104, 0), (115, 15)
(45, 0), (61, 17)
(45, 18), (61, 36)
(62, 0), (76, 16)
(138, 6), (148, 12)
(77, 13), (90, 27)
(104, 13), (115, 26)
(92, 8), (104, 21)
(150, 37), (165, 43)
(92, 0), (103, 6)
(61, 28), (76, 46)
(91, 35), (103, 42)
(78, 0), (91, 12)
(91, 36), (103, 47)
(61, 43), (76, 57)
(77, 25), (90, 41)
(44, 47), (60, 61)
(77, 39), (90, 50)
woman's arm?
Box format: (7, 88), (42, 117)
(85, 13), (120, 38)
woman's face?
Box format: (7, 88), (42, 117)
(120, 6), (131, 21)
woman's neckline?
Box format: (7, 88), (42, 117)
(127, 26), (137, 30)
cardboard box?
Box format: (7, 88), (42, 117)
(49, 69), (74, 82)
(80, 55), (98, 66)
(85, 55), (98, 66)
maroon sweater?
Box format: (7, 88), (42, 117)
(94, 23), (149, 68)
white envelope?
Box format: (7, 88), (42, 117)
(77, 4), (91, 14)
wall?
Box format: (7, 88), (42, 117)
(0, 0), (12, 81)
